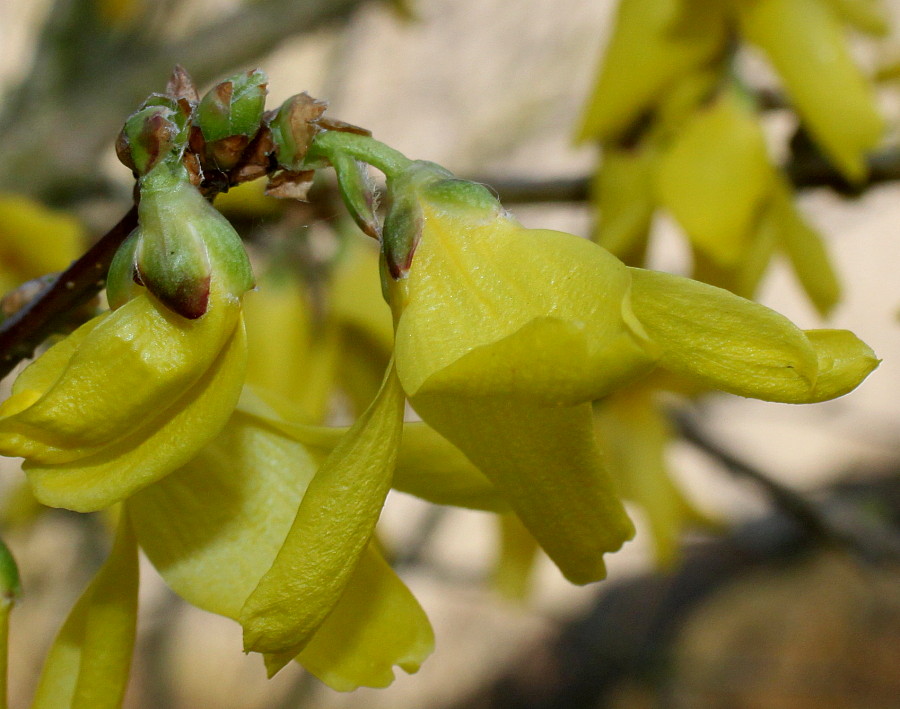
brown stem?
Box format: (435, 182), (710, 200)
(476, 148), (900, 205)
(0, 206), (137, 380)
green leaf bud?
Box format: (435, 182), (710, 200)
(270, 93), (327, 171)
(117, 100), (190, 176)
(198, 68), (268, 143)
(330, 152), (380, 239)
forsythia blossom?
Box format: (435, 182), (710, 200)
(0, 163), (253, 511)
(379, 159), (878, 584)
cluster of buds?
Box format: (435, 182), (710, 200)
(116, 66), (371, 201)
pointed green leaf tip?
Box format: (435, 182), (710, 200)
(120, 162), (253, 319)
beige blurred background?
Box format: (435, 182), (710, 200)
(1, 1), (899, 707)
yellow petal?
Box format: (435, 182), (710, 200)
(130, 403), (432, 690)
(329, 236), (395, 354)
(0, 292), (240, 464)
(31, 515), (138, 709)
(0, 194), (84, 286)
(289, 544), (433, 690)
(243, 271), (314, 406)
(240, 364), (405, 656)
(767, 180), (841, 317)
(392, 422), (506, 511)
(23, 317), (247, 511)
(801, 329), (880, 402)
(236, 387), (503, 511)
(826, 0), (890, 35)
(127, 407), (318, 619)
(394, 217), (657, 404)
(592, 143), (655, 264)
(594, 390), (711, 566)
(492, 513), (541, 601)
(411, 392), (634, 585)
(655, 91), (773, 267)
(689, 208), (778, 300)
(576, 0), (727, 142)
(738, 0), (884, 181)
(629, 267), (821, 401)
(337, 326), (394, 419)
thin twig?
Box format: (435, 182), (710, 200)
(673, 409), (855, 550)
(0, 206), (137, 380)
(480, 148), (900, 205)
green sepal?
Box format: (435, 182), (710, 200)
(330, 153), (380, 239)
(383, 161), (502, 279)
(105, 230), (143, 310)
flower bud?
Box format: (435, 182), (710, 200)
(117, 98), (190, 176)
(329, 152), (380, 239)
(197, 69), (268, 170)
(118, 164), (254, 319)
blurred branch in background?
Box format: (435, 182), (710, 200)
(0, 0), (374, 202)
(480, 146), (900, 205)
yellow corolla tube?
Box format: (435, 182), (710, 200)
(0, 162), (253, 512)
(374, 156), (878, 585)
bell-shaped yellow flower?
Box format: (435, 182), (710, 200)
(0, 165), (252, 512)
(378, 160), (878, 585)
(127, 386), (434, 691)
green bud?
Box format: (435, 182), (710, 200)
(131, 164), (254, 318)
(270, 93), (327, 171)
(117, 101), (189, 176)
(198, 68), (268, 143)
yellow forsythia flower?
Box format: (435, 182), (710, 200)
(126, 389), (434, 690)
(377, 161), (878, 585)
(737, 0), (884, 181)
(0, 165), (253, 512)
